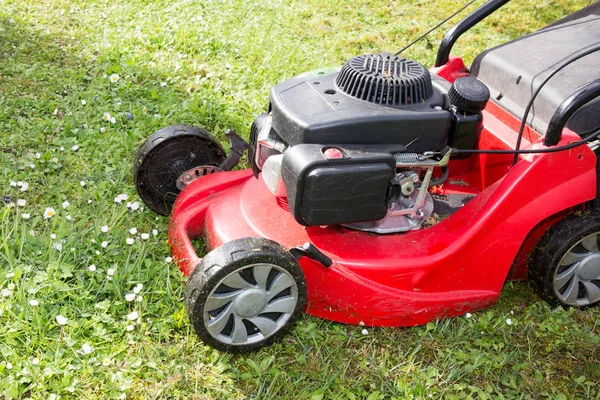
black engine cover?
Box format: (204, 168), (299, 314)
(281, 144), (397, 226)
(269, 65), (452, 152)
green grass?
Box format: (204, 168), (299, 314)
(1, 0), (599, 398)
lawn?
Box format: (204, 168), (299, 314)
(1, 0), (599, 398)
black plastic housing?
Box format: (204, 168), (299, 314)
(269, 71), (452, 153)
(281, 144), (397, 226)
(448, 110), (484, 157)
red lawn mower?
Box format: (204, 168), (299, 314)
(134, 0), (600, 352)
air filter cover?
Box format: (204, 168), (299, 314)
(335, 53), (434, 106)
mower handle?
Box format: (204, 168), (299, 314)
(544, 79), (600, 146)
(435, 0), (510, 67)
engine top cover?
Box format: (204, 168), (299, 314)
(335, 53), (434, 106)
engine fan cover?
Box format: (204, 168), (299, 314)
(335, 53), (434, 106)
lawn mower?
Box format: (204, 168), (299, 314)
(133, 0), (600, 352)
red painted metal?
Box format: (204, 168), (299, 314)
(168, 57), (597, 327)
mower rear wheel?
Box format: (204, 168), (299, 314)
(134, 124), (226, 215)
(185, 238), (307, 352)
(529, 211), (600, 308)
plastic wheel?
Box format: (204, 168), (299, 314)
(529, 211), (600, 308)
(134, 124), (226, 215)
(185, 237), (307, 353)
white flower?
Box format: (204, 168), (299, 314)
(510, 310), (514, 315)
(81, 343), (93, 355)
(17, 199), (26, 206)
(95, 250), (100, 255)
(60, 146), (65, 151)
(114, 193), (129, 203)
(43, 207), (55, 219)
(29, 299), (39, 307)
(127, 311), (139, 321)
(129, 227), (137, 235)
(125, 293), (135, 302)
(126, 325), (134, 331)
(22, 213), (30, 219)
(6, 272), (15, 278)
(165, 257), (172, 263)
(32, 358), (40, 366)
(51, 157), (58, 163)
(66, 215), (72, 221)
(35, 152), (41, 159)
(80, 180), (86, 187)
(87, 199), (92, 204)
(17, 181), (23, 187)
(109, 74), (120, 83)
(100, 127), (106, 133)
(136, 295), (143, 302)
(140, 233), (149, 240)
(107, 268), (115, 276)
(53, 108), (59, 115)
(6, 362), (12, 369)
(88, 265), (96, 272)
(10, 181), (17, 187)
(160, 81), (166, 87)
(465, 313), (472, 319)
(133, 283), (143, 294)
(152, 229), (158, 236)
(1, 289), (11, 297)
(71, 145), (79, 151)
(361, 328), (368, 335)
(7, 283), (15, 290)
(56, 315), (68, 326)
(103, 112), (111, 121)
(29, 229), (35, 237)
(54, 242), (62, 251)
(62, 201), (70, 209)
(110, 117), (116, 124)
(28, 164), (35, 169)
(506, 318), (513, 325)
(129, 201), (139, 211)
(51, 233), (57, 239)
(126, 237), (134, 245)
(102, 358), (111, 366)
(100, 225), (109, 233)
(20, 182), (29, 192)
(81, 100), (86, 105)
(101, 241), (109, 248)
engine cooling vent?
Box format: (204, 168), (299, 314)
(335, 53), (433, 106)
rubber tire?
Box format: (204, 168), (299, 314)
(185, 237), (307, 353)
(134, 125), (226, 215)
(529, 210), (600, 308)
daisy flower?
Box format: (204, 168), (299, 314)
(127, 311), (138, 321)
(81, 100), (86, 106)
(506, 318), (513, 325)
(107, 268), (115, 276)
(80, 180), (86, 187)
(126, 325), (134, 331)
(88, 265), (96, 272)
(17, 199), (26, 206)
(140, 233), (149, 240)
(103, 112), (112, 121)
(109, 74), (120, 83)
(80, 343), (93, 355)
(43, 207), (56, 219)
(152, 229), (158, 236)
(129, 201), (140, 211)
(125, 293), (135, 302)
(129, 227), (137, 235)
(66, 215), (72, 221)
(165, 257), (172, 263)
(101, 241), (109, 248)
(29, 299), (39, 307)
(133, 284), (143, 294)
(20, 182), (29, 192)
(62, 200), (70, 209)
(71, 145), (79, 151)
(126, 237), (134, 245)
(102, 358), (111, 367)
(101, 225), (109, 233)
(56, 315), (68, 326)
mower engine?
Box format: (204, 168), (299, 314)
(249, 53), (489, 233)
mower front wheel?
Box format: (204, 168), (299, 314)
(185, 238), (307, 352)
(529, 211), (600, 308)
(134, 124), (226, 216)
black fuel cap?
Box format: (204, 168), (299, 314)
(448, 77), (490, 113)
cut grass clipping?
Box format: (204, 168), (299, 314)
(1, 0), (599, 399)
